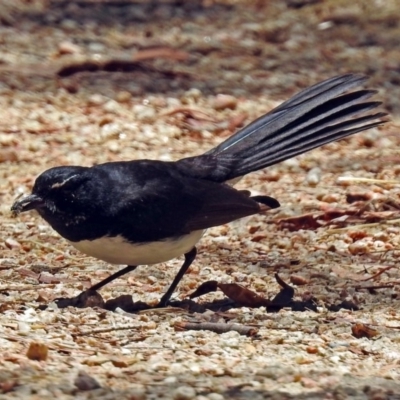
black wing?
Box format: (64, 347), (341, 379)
(92, 161), (278, 242)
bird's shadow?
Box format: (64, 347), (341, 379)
(51, 290), (254, 313)
(37, 273), (361, 314)
(50, 278), (321, 314)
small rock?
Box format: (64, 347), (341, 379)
(300, 376), (319, 388)
(115, 91), (132, 103)
(0, 149), (18, 163)
(58, 41), (82, 55)
(0, 379), (18, 394)
(126, 388), (146, 400)
(321, 193), (340, 203)
(243, 343), (257, 353)
(328, 342), (349, 349)
(348, 240), (369, 255)
(306, 346), (318, 354)
(208, 393), (225, 400)
(88, 94), (106, 106)
(83, 355), (109, 366)
(5, 238), (21, 249)
(290, 275), (308, 285)
(173, 385), (196, 399)
(182, 88), (202, 101)
(74, 371), (101, 391)
(163, 376), (177, 384)
(147, 275), (158, 284)
(110, 357), (138, 368)
(213, 94), (237, 110)
(18, 322), (31, 334)
(88, 42), (105, 52)
(132, 104), (156, 121)
(103, 100), (121, 113)
(26, 342), (48, 361)
(305, 167), (321, 186)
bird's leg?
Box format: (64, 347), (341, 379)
(89, 265), (138, 291)
(158, 247), (197, 307)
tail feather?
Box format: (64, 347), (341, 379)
(235, 103), (384, 174)
(206, 74), (386, 180)
(234, 93), (379, 167)
(272, 74), (367, 111)
(238, 114), (385, 173)
(207, 74), (370, 156)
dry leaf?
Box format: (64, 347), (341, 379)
(352, 323), (379, 339)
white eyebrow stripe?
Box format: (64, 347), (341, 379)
(50, 174), (78, 189)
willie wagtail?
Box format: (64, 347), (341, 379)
(11, 74), (387, 307)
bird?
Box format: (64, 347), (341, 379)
(11, 74), (387, 307)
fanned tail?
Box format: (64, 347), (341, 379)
(205, 74), (387, 180)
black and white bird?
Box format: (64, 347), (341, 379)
(11, 74), (387, 307)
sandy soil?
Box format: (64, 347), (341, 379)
(1, 1), (400, 399)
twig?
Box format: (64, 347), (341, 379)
(3, 334), (96, 355)
(72, 325), (142, 336)
(326, 218), (400, 234)
(174, 321), (258, 336)
(0, 284), (52, 292)
(138, 307), (187, 315)
(354, 284), (394, 290)
(337, 176), (400, 185)
(361, 265), (397, 281)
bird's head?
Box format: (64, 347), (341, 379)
(11, 166), (89, 218)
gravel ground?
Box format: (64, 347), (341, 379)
(1, 1), (400, 399)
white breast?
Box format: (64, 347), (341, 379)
(68, 230), (204, 265)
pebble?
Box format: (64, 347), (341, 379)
(103, 100), (121, 113)
(183, 88), (202, 101)
(58, 41), (82, 55)
(243, 343), (257, 353)
(60, 19), (78, 31)
(88, 94), (106, 106)
(305, 167), (321, 186)
(173, 385), (196, 399)
(147, 275), (158, 284)
(88, 42), (105, 52)
(132, 104), (156, 121)
(328, 342), (350, 349)
(300, 376), (319, 388)
(207, 393), (224, 400)
(0, 133), (17, 145)
(127, 389), (146, 400)
(221, 338), (240, 348)
(0, 149), (18, 162)
(5, 238), (21, 249)
(26, 342), (48, 361)
(74, 371), (101, 391)
(212, 94), (237, 110)
(164, 376), (177, 384)
(321, 193), (340, 203)
(110, 357), (132, 368)
(18, 322), (31, 334)
(329, 355), (341, 363)
(100, 123), (122, 138)
(348, 240), (369, 255)
(115, 91), (132, 103)
(373, 232), (389, 241)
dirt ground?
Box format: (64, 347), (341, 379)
(1, 0), (400, 399)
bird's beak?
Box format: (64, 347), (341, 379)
(11, 194), (44, 216)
